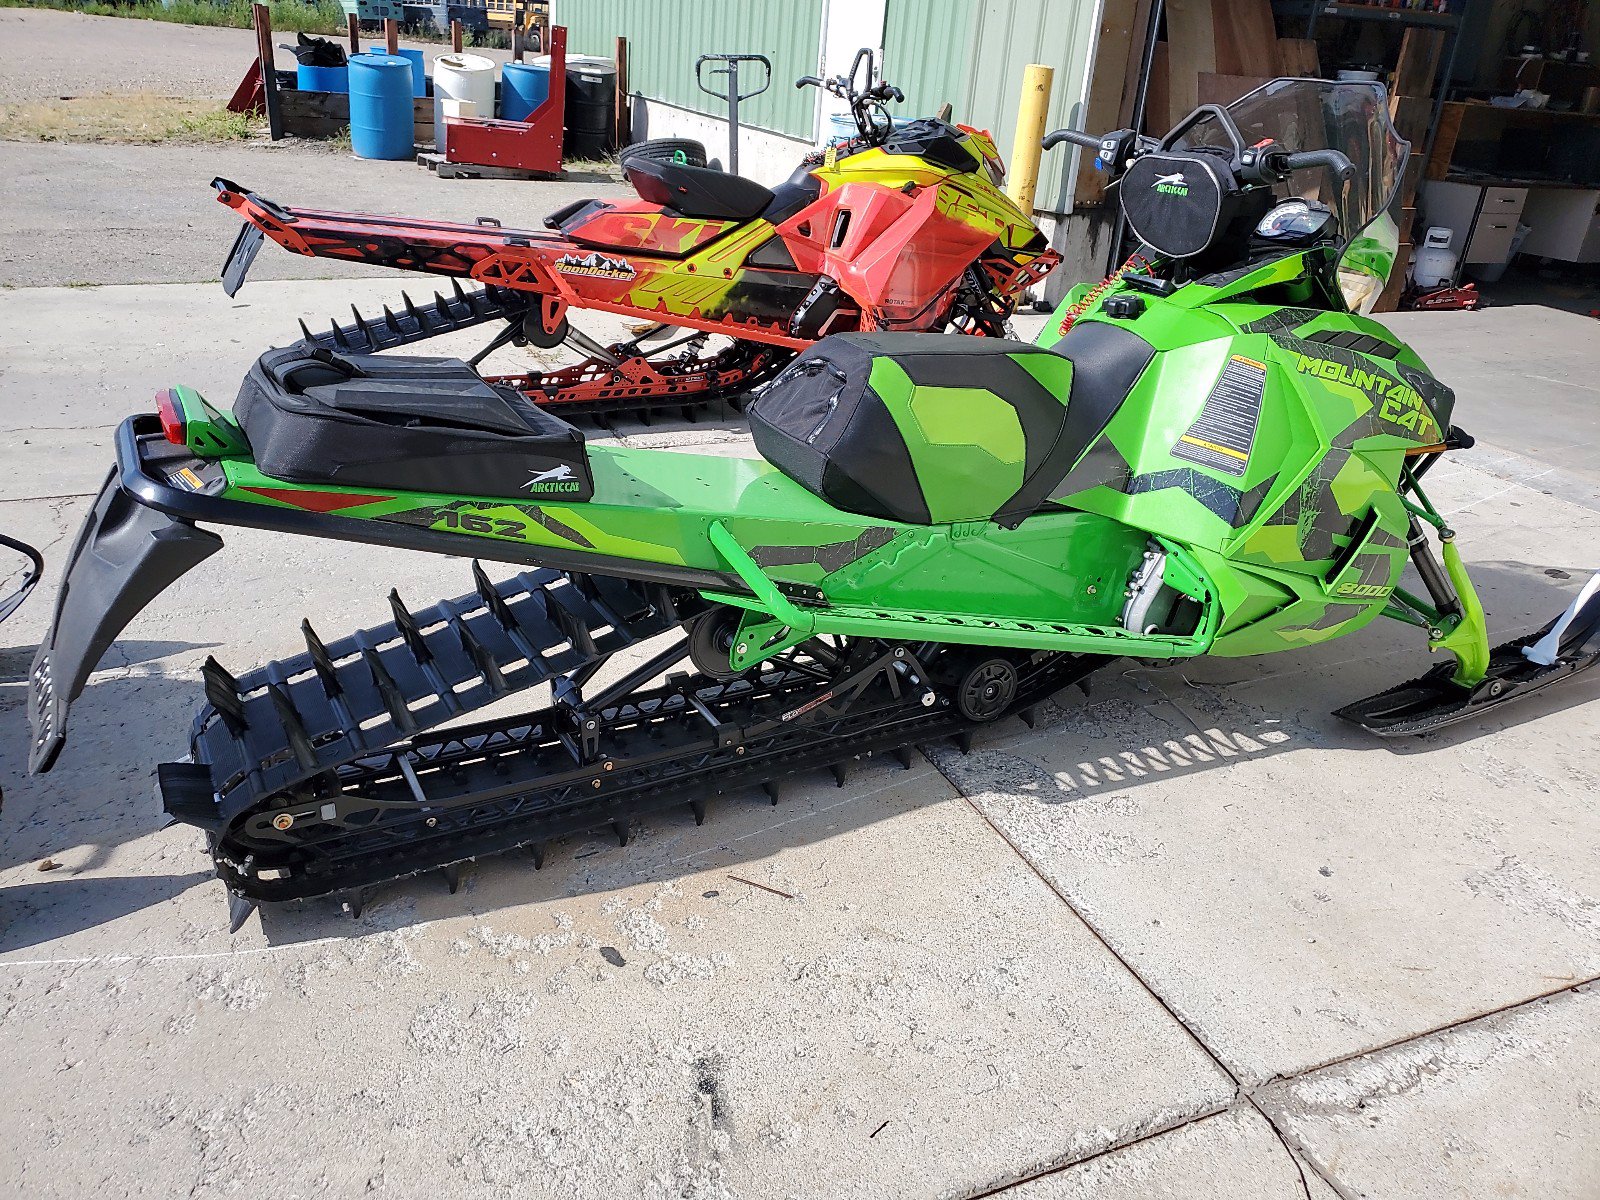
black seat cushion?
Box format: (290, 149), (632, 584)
(750, 327), (1155, 528)
(624, 158), (776, 221)
(1014, 319), (1158, 518)
(234, 343), (593, 500)
(761, 161), (822, 224)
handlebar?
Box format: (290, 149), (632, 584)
(795, 75), (825, 90)
(1042, 128), (1104, 151)
(1276, 148), (1356, 181)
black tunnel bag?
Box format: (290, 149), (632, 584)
(233, 343), (593, 500)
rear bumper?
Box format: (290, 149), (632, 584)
(28, 443), (222, 773)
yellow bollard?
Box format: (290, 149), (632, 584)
(1006, 64), (1055, 214)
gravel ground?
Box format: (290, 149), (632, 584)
(0, 8), (516, 104)
(0, 139), (628, 288)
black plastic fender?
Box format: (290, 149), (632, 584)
(27, 468), (223, 774)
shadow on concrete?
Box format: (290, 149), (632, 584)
(0, 668), (202, 875)
(1, 559), (1592, 946)
(0, 640), (217, 685)
(0, 871), (214, 953)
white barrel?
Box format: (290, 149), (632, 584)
(432, 53), (497, 151)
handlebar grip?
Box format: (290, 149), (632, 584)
(1043, 128), (1102, 151)
(795, 75), (824, 90)
(1281, 149), (1356, 181)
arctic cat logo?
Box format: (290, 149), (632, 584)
(1152, 171), (1189, 196)
(555, 251), (636, 280)
(525, 464), (582, 493)
(1292, 353), (1440, 438)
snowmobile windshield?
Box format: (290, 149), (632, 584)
(1172, 78), (1408, 255)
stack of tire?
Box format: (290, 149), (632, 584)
(618, 138), (712, 170)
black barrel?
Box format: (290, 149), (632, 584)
(563, 55), (616, 159)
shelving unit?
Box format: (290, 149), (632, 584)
(1275, 1), (1468, 167)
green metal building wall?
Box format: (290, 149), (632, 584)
(559, 0), (826, 140)
(884, 0), (1102, 215)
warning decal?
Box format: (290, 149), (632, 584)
(1171, 353), (1266, 478)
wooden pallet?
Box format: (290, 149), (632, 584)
(416, 151), (559, 180)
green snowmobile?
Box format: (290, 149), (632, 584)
(26, 80), (1598, 927)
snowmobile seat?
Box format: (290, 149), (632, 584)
(749, 330), (1152, 529)
(624, 157), (776, 221)
(233, 343), (593, 500)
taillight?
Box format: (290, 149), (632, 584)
(155, 388), (186, 446)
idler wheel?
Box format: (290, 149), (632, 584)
(520, 307), (570, 349)
(956, 657), (1017, 723)
(688, 607), (746, 680)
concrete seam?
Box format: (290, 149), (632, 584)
(935, 728), (1600, 1199)
(1262, 974), (1600, 1086)
(963, 1106), (1234, 1200)
(937, 754), (1323, 1200)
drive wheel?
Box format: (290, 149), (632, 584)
(688, 607), (745, 680)
(957, 657), (1017, 723)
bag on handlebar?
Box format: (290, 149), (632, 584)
(1118, 148), (1244, 259)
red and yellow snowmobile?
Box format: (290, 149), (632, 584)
(218, 52), (1057, 419)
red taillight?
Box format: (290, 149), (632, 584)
(156, 388), (185, 446)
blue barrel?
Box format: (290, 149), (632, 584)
(297, 63), (347, 94)
(349, 54), (415, 160)
(500, 60), (550, 122)
(396, 48), (427, 98)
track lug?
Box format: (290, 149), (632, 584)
(363, 648), (418, 734)
(266, 683), (319, 771)
(956, 729), (975, 755)
(1019, 706), (1039, 729)
(1074, 677), (1092, 697)
(441, 863), (462, 894)
(389, 589), (433, 664)
(762, 780), (782, 805)
(302, 620), (343, 697)
(528, 842), (546, 870)
(831, 760), (850, 788)
(226, 893), (258, 935)
(689, 798), (707, 826)
(892, 746), (914, 770)
(201, 656), (248, 736)
(343, 887), (377, 920)
(471, 560), (518, 631)
(611, 820), (630, 847)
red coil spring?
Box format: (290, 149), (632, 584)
(1057, 253), (1152, 335)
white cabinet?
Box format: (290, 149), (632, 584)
(1519, 188), (1600, 263)
(1419, 180), (1528, 264)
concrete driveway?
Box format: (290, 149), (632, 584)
(0, 262), (1596, 1197)
(6, 14), (1594, 1195)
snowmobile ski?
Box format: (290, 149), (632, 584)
(1335, 573), (1600, 736)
